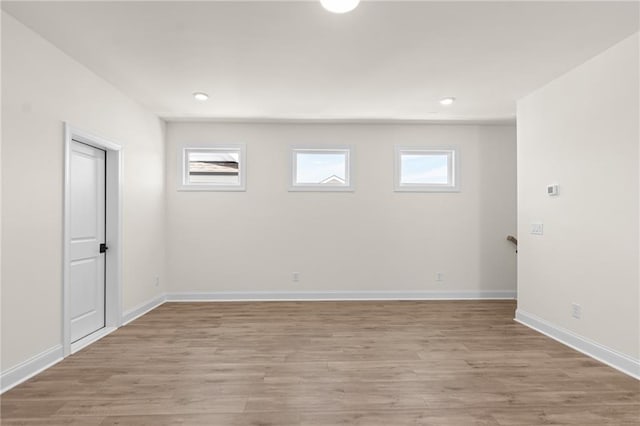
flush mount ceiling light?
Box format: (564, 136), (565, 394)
(320, 0), (360, 14)
(193, 92), (209, 101)
(439, 97), (456, 106)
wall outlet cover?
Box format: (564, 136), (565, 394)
(571, 303), (582, 319)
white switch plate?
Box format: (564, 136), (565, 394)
(531, 223), (544, 235)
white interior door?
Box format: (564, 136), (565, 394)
(69, 141), (106, 342)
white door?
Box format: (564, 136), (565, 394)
(69, 141), (106, 342)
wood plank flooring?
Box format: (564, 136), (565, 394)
(1, 301), (638, 425)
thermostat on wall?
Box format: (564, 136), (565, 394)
(547, 184), (559, 196)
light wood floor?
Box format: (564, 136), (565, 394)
(1, 301), (638, 425)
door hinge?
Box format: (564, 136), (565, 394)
(99, 243), (109, 253)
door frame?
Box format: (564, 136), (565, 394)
(63, 123), (123, 356)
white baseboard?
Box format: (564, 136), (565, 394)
(70, 327), (117, 355)
(515, 309), (640, 380)
(1, 344), (64, 394)
(166, 290), (516, 302)
(122, 293), (167, 326)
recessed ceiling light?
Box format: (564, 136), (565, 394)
(193, 92), (209, 101)
(440, 97), (456, 106)
(320, 0), (360, 14)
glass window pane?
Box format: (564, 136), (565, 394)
(296, 152), (347, 185)
(188, 151), (239, 184)
(401, 154), (449, 184)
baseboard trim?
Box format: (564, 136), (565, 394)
(1, 345), (64, 394)
(122, 293), (167, 326)
(515, 309), (640, 380)
(70, 327), (117, 355)
(166, 290), (516, 302)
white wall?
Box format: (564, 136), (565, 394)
(1, 13), (166, 372)
(166, 122), (517, 297)
(517, 34), (639, 365)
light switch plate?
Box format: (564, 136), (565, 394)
(531, 223), (544, 235)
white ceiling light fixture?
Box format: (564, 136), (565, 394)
(193, 92), (209, 101)
(440, 97), (456, 106)
(320, 0), (360, 14)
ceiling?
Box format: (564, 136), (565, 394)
(2, 1), (638, 122)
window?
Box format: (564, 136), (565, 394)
(290, 147), (353, 191)
(179, 145), (246, 191)
(395, 147), (459, 192)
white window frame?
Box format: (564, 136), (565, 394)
(289, 146), (354, 192)
(178, 144), (246, 191)
(394, 146), (460, 192)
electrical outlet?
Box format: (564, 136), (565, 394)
(571, 303), (582, 319)
(436, 272), (444, 282)
(292, 272), (300, 282)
